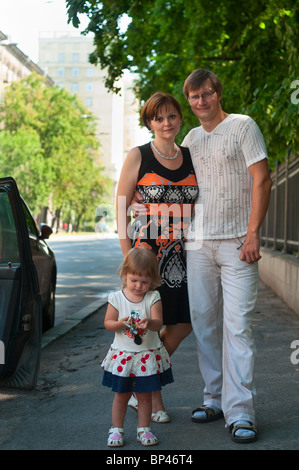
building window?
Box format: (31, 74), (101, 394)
(57, 67), (65, 77)
(86, 82), (93, 92)
(72, 67), (79, 77)
(58, 53), (65, 62)
(86, 67), (94, 77)
(85, 97), (93, 106)
(72, 53), (80, 63)
(71, 82), (79, 92)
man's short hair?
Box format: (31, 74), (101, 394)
(183, 69), (223, 100)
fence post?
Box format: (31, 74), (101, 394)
(282, 154), (289, 254)
(273, 160), (279, 251)
(264, 209), (269, 248)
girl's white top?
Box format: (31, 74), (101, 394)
(108, 289), (162, 352)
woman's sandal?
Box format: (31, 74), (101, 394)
(151, 410), (170, 423)
(128, 394), (138, 412)
(230, 421), (257, 443)
(137, 427), (159, 446)
(129, 395), (170, 423)
(107, 427), (124, 447)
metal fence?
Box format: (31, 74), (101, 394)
(261, 155), (299, 257)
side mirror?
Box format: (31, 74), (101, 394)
(40, 224), (53, 240)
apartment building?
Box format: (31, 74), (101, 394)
(0, 30), (53, 105)
(38, 32), (146, 185)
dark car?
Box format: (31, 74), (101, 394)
(22, 199), (56, 332)
(0, 176), (56, 389)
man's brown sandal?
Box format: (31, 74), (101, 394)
(230, 421), (257, 443)
(191, 405), (223, 423)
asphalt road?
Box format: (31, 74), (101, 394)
(48, 233), (123, 326)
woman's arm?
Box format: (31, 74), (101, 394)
(116, 147), (142, 256)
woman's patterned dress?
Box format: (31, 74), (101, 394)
(132, 142), (198, 325)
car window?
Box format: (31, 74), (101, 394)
(0, 192), (20, 264)
(22, 201), (39, 238)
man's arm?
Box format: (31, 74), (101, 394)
(240, 158), (272, 264)
(130, 190), (147, 217)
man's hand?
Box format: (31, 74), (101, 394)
(240, 158), (272, 264)
(239, 233), (261, 264)
(130, 191), (147, 217)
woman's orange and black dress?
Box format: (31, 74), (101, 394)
(132, 142), (198, 325)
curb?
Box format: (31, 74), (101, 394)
(41, 298), (108, 349)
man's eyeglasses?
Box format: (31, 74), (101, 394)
(188, 90), (216, 104)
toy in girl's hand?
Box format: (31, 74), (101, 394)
(124, 311), (143, 345)
(124, 318), (142, 345)
(133, 333), (142, 345)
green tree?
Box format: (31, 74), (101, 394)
(0, 128), (48, 213)
(66, 0), (299, 168)
(0, 73), (110, 230)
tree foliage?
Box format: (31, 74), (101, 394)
(0, 73), (110, 229)
(66, 0), (299, 168)
(0, 128), (47, 211)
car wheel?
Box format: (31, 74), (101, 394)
(42, 276), (56, 332)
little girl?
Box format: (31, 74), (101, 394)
(101, 247), (173, 447)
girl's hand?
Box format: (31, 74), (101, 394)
(137, 319), (148, 331)
(121, 316), (131, 328)
(104, 304), (129, 332)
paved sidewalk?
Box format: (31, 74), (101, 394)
(43, 279), (299, 450)
(0, 280), (298, 451)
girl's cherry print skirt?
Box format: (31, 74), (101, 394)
(101, 346), (173, 393)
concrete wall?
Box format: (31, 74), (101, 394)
(259, 248), (299, 315)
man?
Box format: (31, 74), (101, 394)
(182, 68), (272, 443)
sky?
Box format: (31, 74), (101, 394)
(0, 1), (150, 145)
(0, 0), (89, 63)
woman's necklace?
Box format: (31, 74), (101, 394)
(151, 141), (179, 160)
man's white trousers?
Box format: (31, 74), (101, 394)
(186, 237), (258, 425)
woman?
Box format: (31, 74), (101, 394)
(116, 92), (198, 421)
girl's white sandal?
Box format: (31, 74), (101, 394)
(137, 427), (158, 446)
(107, 427), (124, 447)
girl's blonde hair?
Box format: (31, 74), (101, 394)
(118, 247), (161, 290)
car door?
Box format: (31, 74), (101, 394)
(0, 177), (42, 389)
